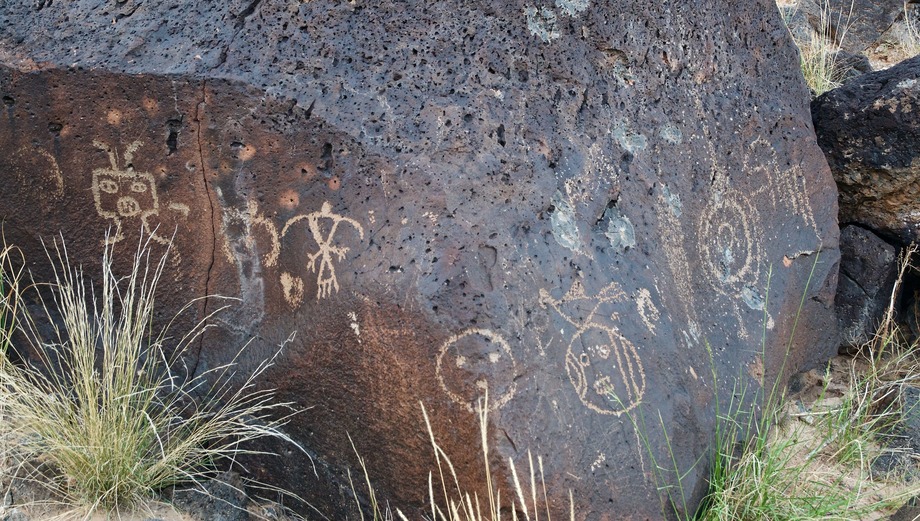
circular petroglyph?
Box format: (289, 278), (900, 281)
(436, 328), (517, 413)
(9, 145), (65, 199)
(565, 325), (645, 416)
(697, 192), (762, 296)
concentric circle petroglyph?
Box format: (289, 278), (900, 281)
(436, 328), (517, 413)
(697, 192), (763, 296)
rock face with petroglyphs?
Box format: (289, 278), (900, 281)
(0, 1), (839, 518)
(813, 55), (920, 244)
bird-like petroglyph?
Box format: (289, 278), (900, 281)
(280, 201), (364, 305)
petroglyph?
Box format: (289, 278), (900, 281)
(220, 199), (281, 267)
(281, 201), (364, 302)
(697, 193), (763, 298)
(744, 137), (820, 240)
(635, 288), (660, 334)
(653, 92), (823, 339)
(348, 311), (361, 344)
(9, 145), (64, 200)
(436, 328), (518, 413)
(540, 281), (646, 416)
(91, 140), (188, 245)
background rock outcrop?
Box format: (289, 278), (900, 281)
(836, 225), (898, 351)
(0, 1), (839, 518)
(812, 55), (920, 243)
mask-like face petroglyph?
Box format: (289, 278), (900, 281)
(540, 281), (647, 416)
(280, 201), (365, 305)
(91, 140), (189, 245)
(436, 328), (518, 413)
(697, 191), (763, 299)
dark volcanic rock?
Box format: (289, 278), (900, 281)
(836, 225), (898, 351)
(174, 472), (250, 521)
(813, 55), (920, 243)
(0, 1), (839, 519)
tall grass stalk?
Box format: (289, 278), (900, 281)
(0, 235), (301, 516)
(346, 392), (575, 521)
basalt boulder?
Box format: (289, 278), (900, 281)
(812, 55), (920, 243)
(836, 225), (898, 352)
(0, 1), (839, 519)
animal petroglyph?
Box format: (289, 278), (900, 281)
(436, 328), (518, 413)
(92, 140), (189, 245)
(9, 145), (64, 200)
(220, 199), (281, 267)
(280, 201), (364, 304)
(540, 281), (646, 416)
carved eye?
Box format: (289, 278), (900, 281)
(130, 181), (148, 193)
(99, 179), (118, 194)
(579, 353), (590, 367)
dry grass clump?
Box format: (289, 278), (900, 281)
(0, 235), (299, 518)
(781, 0), (855, 95)
(348, 393), (573, 521)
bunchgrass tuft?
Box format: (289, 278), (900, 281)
(0, 234), (301, 517)
(782, 0), (854, 96)
(402, 393), (573, 521)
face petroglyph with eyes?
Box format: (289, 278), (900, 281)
(540, 281), (648, 416)
(94, 169), (158, 220)
(91, 140), (188, 245)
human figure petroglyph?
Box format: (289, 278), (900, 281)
(540, 281), (646, 416)
(281, 201), (364, 302)
(221, 199), (281, 268)
(92, 140), (189, 245)
(436, 328), (518, 413)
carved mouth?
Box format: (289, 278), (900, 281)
(117, 197), (141, 217)
(593, 375), (616, 397)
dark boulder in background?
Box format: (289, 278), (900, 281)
(836, 225), (898, 352)
(812, 55), (920, 244)
(0, 1), (839, 519)
(800, 0), (906, 53)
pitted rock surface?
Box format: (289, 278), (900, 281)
(1, 1), (839, 519)
(812, 55), (920, 243)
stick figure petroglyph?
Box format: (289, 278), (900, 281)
(540, 281), (647, 416)
(220, 199), (281, 268)
(91, 140), (189, 245)
(280, 201), (364, 304)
